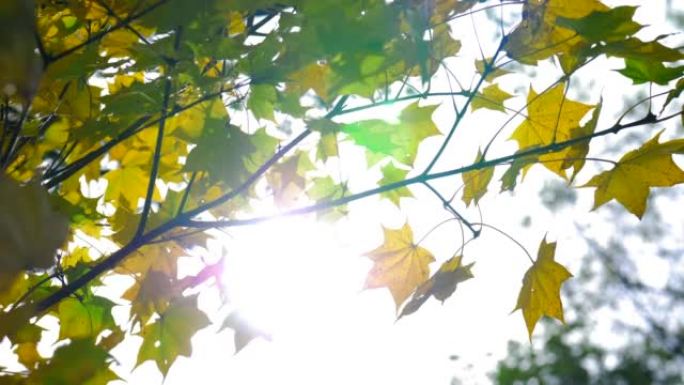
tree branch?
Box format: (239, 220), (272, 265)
(186, 112), (665, 229)
(136, 25), (183, 240)
(26, 91), (677, 321)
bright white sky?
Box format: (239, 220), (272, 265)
(1, 1), (680, 384)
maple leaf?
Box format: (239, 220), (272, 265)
(266, 152), (315, 208)
(248, 84), (277, 121)
(219, 312), (272, 353)
(136, 295), (210, 376)
(185, 124), (256, 188)
(57, 296), (115, 340)
(10, 323), (43, 369)
(342, 102), (441, 166)
(399, 255), (474, 318)
(563, 99), (602, 182)
(288, 62), (331, 101)
(364, 223), (435, 309)
(514, 237), (572, 339)
(379, 162), (413, 207)
(462, 149), (494, 206)
(122, 270), (176, 327)
(617, 59), (684, 85)
(582, 131), (684, 218)
(500, 152), (539, 192)
(471, 84), (513, 113)
(309, 118), (341, 162)
(556, 6), (642, 43)
(475, 57), (510, 82)
(30, 339), (119, 385)
(510, 83), (594, 178)
(307, 176), (348, 221)
(506, 0), (608, 64)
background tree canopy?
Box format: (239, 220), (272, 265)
(0, 0), (683, 383)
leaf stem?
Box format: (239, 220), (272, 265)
(475, 222), (535, 264)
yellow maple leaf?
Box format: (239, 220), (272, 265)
(582, 131), (684, 218)
(510, 83), (594, 178)
(364, 223), (435, 309)
(462, 149), (494, 206)
(514, 237), (572, 339)
(471, 84), (513, 112)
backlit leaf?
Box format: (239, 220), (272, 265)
(510, 83), (594, 178)
(342, 102), (441, 166)
(185, 124), (256, 187)
(399, 255), (474, 318)
(556, 6), (641, 42)
(617, 59), (684, 85)
(514, 237), (572, 338)
(136, 295), (210, 376)
(219, 312), (272, 353)
(462, 149), (494, 206)
(379, 162), (413, 207)
(248, 84), (277, 121)
(506, 0), (608, 64)
(471, 84), (513, 113)
(364, 222), (435, 309)
(582, 131), (684, 218)
(57, 296), (115, 340)
(29, 339), (118, 385)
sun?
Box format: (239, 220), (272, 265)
(219, 215), (370, 337)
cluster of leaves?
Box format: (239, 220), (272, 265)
(0, 0), (683, 382)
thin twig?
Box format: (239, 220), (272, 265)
(135, 27), (181, 239)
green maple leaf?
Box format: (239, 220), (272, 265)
(57, 296), (115, 340)
(136, 295), (210, 376)
(29, 339), (118, 385)
(379, 162), (413, 207)
(185, 124), (256, 187)
(342, 102), (441, 166)
(618, 59), (684, 85)
(556, 6), (642, 42)
(248, 84), (277, 121)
